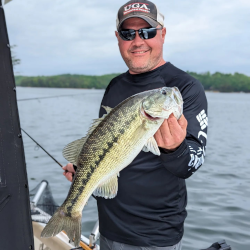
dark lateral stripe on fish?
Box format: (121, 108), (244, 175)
(66, 136), (117, 215)
(65, 108), (136, 216)
(66, 172), (94, 216)
(94, 137), (117, 166)
(67, 180), (89, 216)
(41, 88), (184, 246)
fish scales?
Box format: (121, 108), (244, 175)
(64, 93), (151, 215)
(41, 87), (183, 247)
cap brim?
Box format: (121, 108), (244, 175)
(117, 15), (159, 30)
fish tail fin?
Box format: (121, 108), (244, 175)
(41, 207), (82, 247)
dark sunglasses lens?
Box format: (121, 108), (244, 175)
(119, 28), (159, 41)
(140, 28), (157, 39)
(120, 30), (136, 41)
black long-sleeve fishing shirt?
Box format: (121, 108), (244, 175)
(96, 62), (208, 247)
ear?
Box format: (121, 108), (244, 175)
(115, 31), (121, 45)
(161, 27), (166, 43)
(115, 31), (119, 40)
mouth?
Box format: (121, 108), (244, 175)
(141, 109), (160, 121)
(131, 49), (150, 55)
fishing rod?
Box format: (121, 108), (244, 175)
(21, 128), (64, 168)
(17, 93), (90, 102)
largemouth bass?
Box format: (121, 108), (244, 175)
(41, 87), (183, 246)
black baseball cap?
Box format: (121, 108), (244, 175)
(116, 0), (164, 30)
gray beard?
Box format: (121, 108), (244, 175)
(125, 54), (163, 74)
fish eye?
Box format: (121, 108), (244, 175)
(161, 89), (166, 95)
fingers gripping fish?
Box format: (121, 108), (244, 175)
(41, 87), (183, 246)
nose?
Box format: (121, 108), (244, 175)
(131, 31), (145, 46)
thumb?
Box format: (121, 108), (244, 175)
(178, 115), (188, 129)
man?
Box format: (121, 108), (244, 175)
(63, 1), (208, 249)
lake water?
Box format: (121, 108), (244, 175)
(16, 87), (250, 250)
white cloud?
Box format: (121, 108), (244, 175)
(3, 0), (250, 76)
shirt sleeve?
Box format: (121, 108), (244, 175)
(160, 80), (208, 179)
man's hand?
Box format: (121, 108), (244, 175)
(62, 163), (75, 182)
(154, 114), (188, 151)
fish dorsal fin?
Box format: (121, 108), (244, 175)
(142, 136), (160, 156)
(102, 105), (112, 114)
(63, 115), (106, 165)
(93, 174), (119, 199)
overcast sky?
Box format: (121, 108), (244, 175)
(3, 0), (250, 76)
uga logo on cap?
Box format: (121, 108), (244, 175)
(123, 3), (150, 15)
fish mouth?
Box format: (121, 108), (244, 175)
(141, 108), (161, 121)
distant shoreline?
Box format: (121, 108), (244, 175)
(16, 86), (250, 94)
(15, 72), (250, 93)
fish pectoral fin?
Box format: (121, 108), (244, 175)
(102, 105), (113, 114)
(142, 137), (160, 156)
(63, 137), (87, 165)
(93, 174), (118, 199)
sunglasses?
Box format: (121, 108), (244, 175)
(118, 27), (163, 41)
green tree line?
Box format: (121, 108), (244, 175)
(187, 71), (250, 92)
(15, 74), (119, 89)
(15, 72), (250, 92)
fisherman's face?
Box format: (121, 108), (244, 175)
(115, 18), (166, 74)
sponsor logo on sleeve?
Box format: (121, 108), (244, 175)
(123, 3), (150, 15)
(196, 109), (208, 130)
(188, 146), (205, 171)
(196, 109), (208, 144)
(187, 110), (208, 173)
